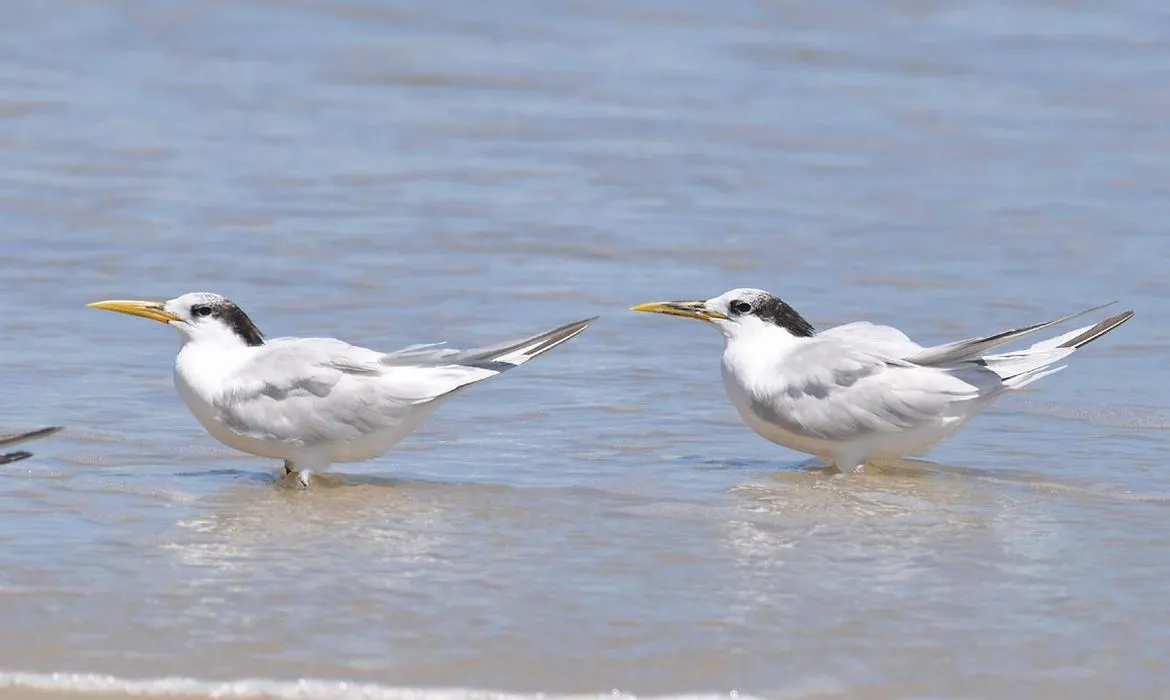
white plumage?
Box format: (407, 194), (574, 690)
(633, 288), (1133, 473)
(90, 293), (595, 485)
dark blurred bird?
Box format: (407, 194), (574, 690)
(0, 426), (62, 465)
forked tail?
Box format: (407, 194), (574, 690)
(985, 309), (1134, 389)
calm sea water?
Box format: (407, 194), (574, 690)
(2, 1), (1170, 699)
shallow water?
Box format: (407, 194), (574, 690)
(2, 1), (1170, 698)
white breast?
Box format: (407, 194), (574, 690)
(720, 362), (834, 458)
(173, 344), (293, 460)
(718, 337), (837, 459)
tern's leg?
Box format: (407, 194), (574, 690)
(278, 468), (314, 489)
(280, 459), (321, 489)
(282, 454), (331, 489)
(831, 451), (867, 475)
(278, 460), (312, 488)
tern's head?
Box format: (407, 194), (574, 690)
(88, 292), (265, 348)
(630, 288), (816, 340)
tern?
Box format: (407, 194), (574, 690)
(632, 288), (1133, 473)
(0, 426), (62, 465)
(89, 293), (595, 486)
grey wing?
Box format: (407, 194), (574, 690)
(747, 340), (982, 442)
(213, 318), (594, 446)
(215, 338), (499, 445)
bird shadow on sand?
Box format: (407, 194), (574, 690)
(173, 463), (463, 492)
(167, 455), (449, 489)
(686, 454), (837, 475)
(276, 471), (437, 491)
(173, 466), (277, 486)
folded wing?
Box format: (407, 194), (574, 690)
(748, 342), (980, 443)
(213, 318), (596, 446)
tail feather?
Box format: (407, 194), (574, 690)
(452, 317), (597, 368)
(979, 347), (1075, 381)
(1001, 364), (1068, 389)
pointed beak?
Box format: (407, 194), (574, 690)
(629, 300), (728, 321)
(87, 299), (183, 324)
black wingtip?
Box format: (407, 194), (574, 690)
(522, 317), (597, 358)
(24, 426), (62, 440)
(1059, 310), (1135, 349)
(0, 426), (62, 448)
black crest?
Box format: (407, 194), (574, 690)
(733, 292), (816, 337)
(206, 299), (265, 347)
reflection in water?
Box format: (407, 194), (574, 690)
(720, 464), (1084, 670)
(166, 477), (451, 575)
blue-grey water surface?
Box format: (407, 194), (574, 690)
(2, 1), (1170, 699)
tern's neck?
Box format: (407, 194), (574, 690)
(721, 318), (806, 350)
(720, 321), (809, 372)
(174, 323), (264, 350)
(174, 339), (260, 401)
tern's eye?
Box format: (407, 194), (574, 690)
(192, 305), (213, 318)
(730, 300), (753, 315)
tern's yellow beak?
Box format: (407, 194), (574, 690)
(87, 299), (183, 324)
(629, 300), (728, 321)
